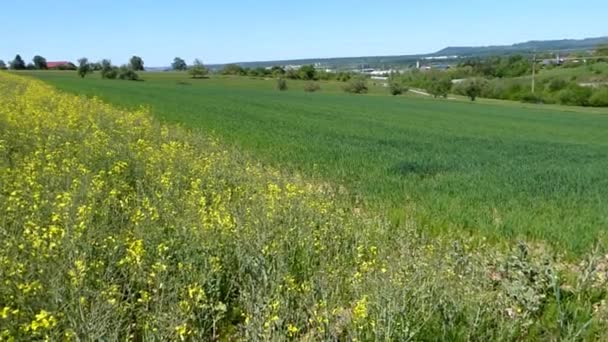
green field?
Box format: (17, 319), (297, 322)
(23, 71), (608, 253)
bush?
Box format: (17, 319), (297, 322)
(558, 85), (592, 106)
(103, 68), (118, 79)
(426, 77), (452, 98)
(343, 77), (368, 94)
(520, 92), (544, 104)
(118, 66), (140, 81)
(101, 60), (118, 79)
(547, 78), (568, 92)
(303, 81), (320, 92)
(589, 87), (608, 107)
(463, 78), (487, 101)
(388, 76), (408, 96)
(276, 78), (287, 91)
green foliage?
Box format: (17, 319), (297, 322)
(595, 44), (608, 58)
(426, 76), (452, 98)
(189, 59), (208, 79)
(0, 60), (6, 70)
(343, 77), (369, 94)
(589, 87), (608, 107)
(298, 65), (317, 80)
(270, 65), (285, 77)
(100, 59), (118, 79)
(558, 84), (592, 106)
(303, 81), (320, 92)
(118, 65), (140, 81)
(10, 54), (26, 70)
(24, 72), (608, 254)
(57, 63), (77, 71)
(77, 58), (92, 78)
(336, 72), (353, 82)
(388, 73), (408, 95)
(172, 57), (188, 71)
(6, 73), (608, 341)
(129, 55), (144, 71)
(220, 64), (245, 75)
(276, 77), (287, 91)
(520, 92), (544, 104)
(463, 78), (486, 101)
(459, 55), (533, 77)
(32, 55), (47, 70)
(547, 78), (568, 92)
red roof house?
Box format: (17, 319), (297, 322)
(47, 61), (76, 70)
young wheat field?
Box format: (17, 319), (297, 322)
(26, 71), (608, 254)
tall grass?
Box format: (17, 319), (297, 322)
(2, 73), (608, 340)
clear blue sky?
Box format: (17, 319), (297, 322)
(1, 0), (606, 66)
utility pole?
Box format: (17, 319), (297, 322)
(531, 53), (536, 94)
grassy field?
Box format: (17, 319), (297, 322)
(22, 70), (608, 254)
(5, 71), (608, 340)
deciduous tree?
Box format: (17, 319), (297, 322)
(32, 55), (48, 69)
(129, 56), (144, 71)
(77, 58), (92, 78)
(10, 55), (26, 70)
(172, 57), (187, 71)
(188, 59), (208, 79)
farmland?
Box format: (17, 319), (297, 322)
(24, 70), (608, 254)
(3, 71), (608, 340)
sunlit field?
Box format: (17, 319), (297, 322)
(24, 70), (608, 254)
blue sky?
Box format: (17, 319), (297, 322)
(1, 0), (606, 66)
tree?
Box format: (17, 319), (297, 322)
(77, 58), (92, 78)
(426, 77), (452, 98)
(463, 78), (484, 101)
(388, 73), (408, 95)
(0, 60), (7, 70)
(129, 56), (144, 71)
(298, 65), (317, 80)
(188, 59), (208, 79)
(10, 55), (26, 70)
(101, 59), (118, 79)
(595, 45), (608, 56)
(32, 55), (48, 69)
(276, 78), (287, 91)
(118, 65), (140, 81)
(221, 64), (245, 75)
(343, 77), (369, 94)
(90, 62), (102, 71)
(172, 57), (187, 71)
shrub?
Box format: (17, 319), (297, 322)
(589, 87), (608, 107)
(426, 77), (452, 98)
(463, 78), (487, 101)
(303, 81), (320, 92)
(388, 75), (408, 96)
(343, 77), (368, 94)
(103, 68), (118, 79)
(547, 78), (568, 92)
(100, 59), (118, 79)
(118, 66), (140, 81)
(558, 85), (592, 106)
(276, 77), (287, 91)
(520, 92), (544, 104)
(189, 59), (208, 79)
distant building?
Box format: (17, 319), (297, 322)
(47, 61), (76, 70)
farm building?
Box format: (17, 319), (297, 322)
(47, 61), (76, 70)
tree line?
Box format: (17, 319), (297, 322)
(0, 54), (50, 70)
